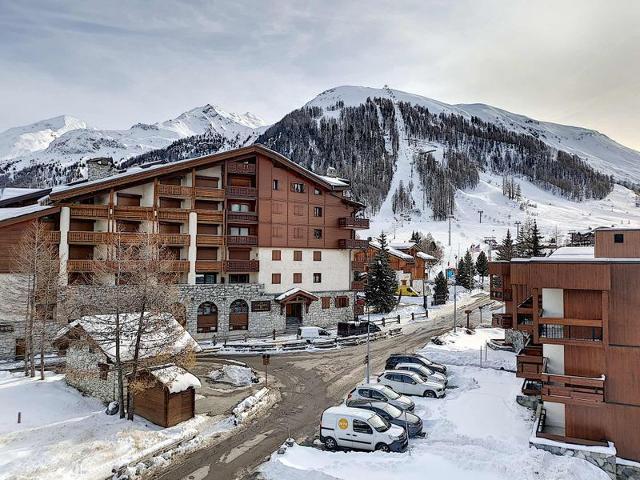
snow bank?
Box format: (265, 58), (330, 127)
(233, 387), (269, 421)
(151, 365), (201, 394)
(209, 365), (255, 386)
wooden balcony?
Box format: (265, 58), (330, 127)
(157, 184), (192, 198)
(68, 259), (189, 273)
(70, 205), (109, 218)
(196, 234), (224, 246)
(351, 281), (366, 291)
(223, 260), (259, 272)
(195, 187), (225, 200)
(492, 313), (513, 329)
(67, 260), (97, 272)
(540, 373), (605, 406)
(113, 206), (154, 221)
(195, 260), (223, 272)
(226, 212), (258, 223)
(44, 231), (61, 243)
(227, 162), (256, 175)
(68, 231), (110, 244)
(517, 353), (547, 380)
(226, 185), (257, 198)
(490, 287), (512, 302)
(538, 321), (603, 346)
(156, 234), (190, 246)
(536, 408), (609, 447)
(339, 217), (370, 229)
(351, 260), (367, 271)
(196, 210), (224, 223)
(160, 260), (190, 272)
(338, 238), (369, 249)
(226, 235), (257, 246)
(157, 208), (189, 222)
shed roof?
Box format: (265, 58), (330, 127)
(149, 364), (201, 393)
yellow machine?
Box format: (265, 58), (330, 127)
(396, 285), (420, 297)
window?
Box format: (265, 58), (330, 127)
(335, 296), (349, 308)
(313, 273), (322, 283)
(272, 202), (284, 214)
(352, 419), (373, 435)
(291, 182), (305, 193)
(272, 273), (281, 284)
(230, 203), (250, 212)
(229, 274), (249, 284)
(229, 227), (249, 236)
(229, 299), (249, 330)
(293, 273), (302, 283)
(197, 302), (218, 332)
(314, 187), (322, 195)
(195, 273), (218, 284)
(272, 250), (281, 261)
(313, 229), (323, 239)
(313, 207), (323, 217)
(614, 233), (624, 243)
(313, 251), (322, 261)
(358, 388), (371, 398)
(98, 363), (109, 380)
(293, 204), (305, 216)
(321, 296), (330, 309)
(272, 225), (284, 238)
(293, 227), (305, 239)
(370, 390), (386, 401)
(273, 179), (280, 190)
(293, 250), (302, 261)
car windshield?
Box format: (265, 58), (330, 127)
(417, 354), (433, 366)
(381, 403), (403, 418)
(369, 414), (391, 432)
(377, 385), (400, 399)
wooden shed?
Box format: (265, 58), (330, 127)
(133, 364), (201, 427)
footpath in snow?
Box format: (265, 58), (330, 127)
(260, 328), (609, 480)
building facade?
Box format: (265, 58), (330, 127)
(0, 145), (369, 359)
(489, 229), (640, 466)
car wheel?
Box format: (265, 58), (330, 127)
(424, 390), (436, 398)
(324, 437), (338, 450)
(375, 443), (390, 453)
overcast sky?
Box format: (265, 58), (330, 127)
(1, 0), (639, 149)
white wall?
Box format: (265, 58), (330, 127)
(544, 401), (566, 429)
(257, 248), (351, 294)
(543, 344), (565, 374)
(542, 288), (564, 317)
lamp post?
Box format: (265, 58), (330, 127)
(453, 255), (458, 332)
(365, 300), (371, 384)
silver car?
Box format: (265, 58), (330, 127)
(394, 362), (447, 386)
(347, 383), (415, 411)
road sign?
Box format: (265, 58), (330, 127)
(262, 354), (270, 365)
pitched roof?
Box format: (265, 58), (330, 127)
(369, 240), (414, 262)
(275, 287), (319, 303)
(149, 364), (201, 393)
(0, 205), (59, 227)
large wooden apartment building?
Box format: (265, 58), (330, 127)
(489, 229), (640, 463)
(0, 145), (369, 359)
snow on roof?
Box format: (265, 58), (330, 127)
(150, 364), (201, 393)
(389, 240), (416, 250)
(550, 246), (595, 259)
(0, 187), (42, 201)
(275, 287), (318, 301)
(416, 252), (436, 261)
(316, 174), (349, 187)
(55, 312), (201, 362)
(323, 405), (376, 420)
(0, 204), (54, 222)
(369, 240), (414, 261)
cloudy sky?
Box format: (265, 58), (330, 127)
(1, 0), (639, 149)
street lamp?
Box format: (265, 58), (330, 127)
(365, 300), (371, 384)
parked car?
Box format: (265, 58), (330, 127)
(320, 405), (408, 452)
(385, 353), (447, 374)
(347, 383), (415, 411)
(378, 370), (446, 398)
(297, 326), (334, 342)
(337, 321), (381, 337)
(346, 399), (424, 437)
(394, 362), (447, 386)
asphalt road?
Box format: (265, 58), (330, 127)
(157, 295), (491, 480)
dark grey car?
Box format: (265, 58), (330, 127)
(346, 399), (424, 438)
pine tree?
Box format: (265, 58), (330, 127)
(496, 230), (515, 261)
(433, 271), (449, 305)
(475, 250), (489, 287)
(530, 220), (544, 257)
(462, 250), (476, 290)
(455, 258), (467, 287)
(365, 233), (398, 313)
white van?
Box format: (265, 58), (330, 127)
(298, 326), (333, 342)
(320, 406), (408, 452)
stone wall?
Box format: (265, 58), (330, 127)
(531, 440), (617, 479)
(65, 342), (119, 403)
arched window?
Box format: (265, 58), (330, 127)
(197, 302), (218, 333)
(229, 299), (249, 331)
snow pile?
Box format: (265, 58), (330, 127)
(233, 387), (269, 421)
(260, 354), (608, 480)
(150, 365), (201, 394)
(418, 327), (514, 370)
(209, 365), (255, 386)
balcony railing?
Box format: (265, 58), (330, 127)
(223, 260), (259, 272)
(516, 354), (547, 380)
(227, 162), (256, 175)
(338, 238), (369, 249)
(156, 234), (190, 246)
(195, 260), (223, 272)
(195, 187), (225, 200)
(44, 231), (61, 243)
(196, 234), (224, 246)
(540, 373), (605, 405)
(68, 259), (189, 273)
(351, 260), (367, 271)
(68, 231), (110, 244)
(70, 205), (109, 218)
(492, 313), (513, 329)
(157, 184), (192, 197)
(196, 210), (224, 223)
(67, 260), (97, 272)
(351, 281), (366, 291)
(538, 323), (603, 345)
(157, 208), (189, 222)
(227, 212), (258, 223)
(113, 206), (154, 221)
(226, 185), (257, 198)
(490, 287), (512, 302)
(339, 217), (370, 229)
(226, 235), (257, 246)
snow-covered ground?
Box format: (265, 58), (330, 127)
(0, 371), (250, 480)
(260, 328), (608, 480)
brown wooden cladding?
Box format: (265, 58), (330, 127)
(133, 372), (196, 428)
(0, 219), (33, 272)
(511, 262), (610, 291)
(609, 264), (640, 346)
(595, 229), (640, 258)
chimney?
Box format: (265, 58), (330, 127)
(326, 166), (338, 178)
(86, 157), (115, 181)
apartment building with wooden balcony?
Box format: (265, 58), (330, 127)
(0, 145), (369, 359)
(489, 230), (640, 467)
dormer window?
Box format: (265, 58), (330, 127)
(614, 233), (624, 243)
